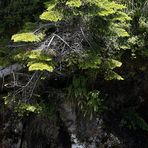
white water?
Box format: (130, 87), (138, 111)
(72, 145), (84, 148)
(71, 134), (85, 148)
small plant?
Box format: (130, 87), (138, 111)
(120, 111), (148, 131)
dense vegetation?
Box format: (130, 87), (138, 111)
(0, 0), (148, 147)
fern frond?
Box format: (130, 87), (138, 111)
(11, 33), (44, 42)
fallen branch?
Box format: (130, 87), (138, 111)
(0, 63), (22, 78)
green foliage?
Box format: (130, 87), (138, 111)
(11, 33), (44, 42)
(0, 0), (46, 36)
(21, 22), (38, 32)
(27, 62), (53, 72)
(105, 59), (122, 70)
(1, 0), (148, 139)
(7, 0), (130, 120)
(112, 25), (130, 37)
(3, 94), (42, 115)
(29, 50), (52, 60)
(26, 50), (54, 72)
(97, 1), (126, 16)
(105, 70), (124, 80)
(10, 0), (130, 81)
(121, 111), (148, 131)
(68, 75), (103, 118)
(0, 57), (11, 67)
(15, 49), (54, 72)
(0, 0), (46, 68)
(1, 2), (148, 144)
(3, 0), (144, 125)
(101, 59), (124, 80)
(40, 10), (63, 22)
(67, 75), (87, 100)
(39, 0), (130, 38)
(78, 52), (102, 69)
(66, 0), (82, 7)
(15, 103), (42, 115)
(81, 90), (103, 119)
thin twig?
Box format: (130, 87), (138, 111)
(13, 72), (37, 95)
(47, 35), (55, 48)
(23, 72), (37, 88)
(80, 27), (93, 50)
(29, 72), (43, 100)
(53, 33), (73, 49)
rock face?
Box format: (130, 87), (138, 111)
(0, 99), (121, 148)
(0, 113), (71, 148)
(22, 112), (74, 148)
(59, 101), (121, 148)
(0, 103), (148, 148)
(0, 87), (148, 148)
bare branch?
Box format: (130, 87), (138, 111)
(47, 35), (55, 48)
(33, 22), (64, 34)
(80, 27), (93, 50)
(29, 72), (43, 99)
(0, 63), (22, 78)
(53, 33), (72, 49)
